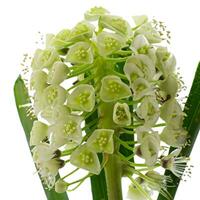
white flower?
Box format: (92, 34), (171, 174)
(160, 126), (188, 147)
(161, 149), (189, 178)
(32, 143), (64, 189)
(136, 96), (160, 127)
(131, 78), (154, 101)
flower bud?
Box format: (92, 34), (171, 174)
(55, 179), (68, 193)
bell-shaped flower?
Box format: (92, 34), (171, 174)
(135, 22), (162, 43)
(41, 105), (70, 125)
(32, 143), (64, 189)
(47, 29), (71, 50)
(113, 102), (131, 126)
(66, 42), (93, 64)
(96, 31), (126, 56)
(70, 144), (101, 175)
(84, 6), (109, 21)
(50, 114), (82, 148)
(47, 61), (70, 85)
(139, 133), (160, 166)
(100, 75), (132, 102)
(161, 149), (189, 178)
(159, 74), (178, 98)
(99, 15), (132, 37)
(69, 21), (95, 42)
(156, 47), (176, 77)
(30, 120), (48, 146)
(136, 96), (159, 127)
(30, 70), (48, 92)
(131, 78), (154, 101)
(127, 177), (151, 200)
(87, 129), (114, 154)
(136, 126), (156, 143)
(124, 55), (155, 82)
(160, 126), (188, 147)
(31, 48), (60, 70)
(132, 15), (148, 27)
(160, 99), (185, 129)
(67, 84), (95, 112)
(42, 85), (67, 109)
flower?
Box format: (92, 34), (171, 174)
(161, 149), (189, 178)
(30, 70), (48, 92)
(67, 84), (95, 112)
(69, 21), (95, 42)
(113, 102), (131, 126)
(96, 31), (126, 56)
(132, 15), (148, 27)
(47, 61), (69, 85)
(131, 78), (154, 101)
(66, 42), (93, 64)
(50, 114), (82, 148)
(136, 96), (160, 127)
(84, 6), (110, 21)
(70, 144), (101, 175)
(160, 126), (188, 147)
(31, 48), (60, 70)
(40, 105), (70, 125)
(137, 132), (160, 166)
(99, 15), (132, 36)
(160, 99), (185, 129)
(33, 143), (64, 188)
(42, 85), (67, 109)
(100, 75), (132, 102)
(87, 129), (114, 154)
(124, 55), (156, 82)
(30, 120), (48, 146)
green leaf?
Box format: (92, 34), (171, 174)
(14, 76), (69, 200)
(157, 62), (200, 200)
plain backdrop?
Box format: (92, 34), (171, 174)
(0, 0), (200, 200)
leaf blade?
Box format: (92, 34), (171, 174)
(14, 76), (69, 200)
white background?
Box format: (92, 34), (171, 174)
(0, 0), (200, 200)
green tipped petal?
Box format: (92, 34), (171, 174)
(30, 70), (48, 92)
(70, 144), (101, 175)
(66, 42), (93, 64)
(160, 127), (188, 147)
(96, 31), (126, 56)
(100, 75), (132, 102)
(30, 120), (48, 146)
(84, 6), (109, 21)
(47, 61), (70, 85)
(31, 48), (60, 70)
(42, 85), (67, 108)
(67, 84), (95, 112)
(99, 15), (132, 36)
(87, 129), (114, 154)
(113, 102), (131, 126)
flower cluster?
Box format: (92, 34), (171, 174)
(27, 6), (189, 199)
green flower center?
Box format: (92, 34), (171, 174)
(116, 106), (128, 121)
(104, 37), (119, 50)
(78, 92), (90, 104)
(63, 121), (77, 135)
(107, 81), (121, 93)
(96, 133), (108, 147)
(47, 88), (58, 104)
(75, 48), (87, 60)
(80, 152), (94, 164)
(138, 46), (149, 54)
